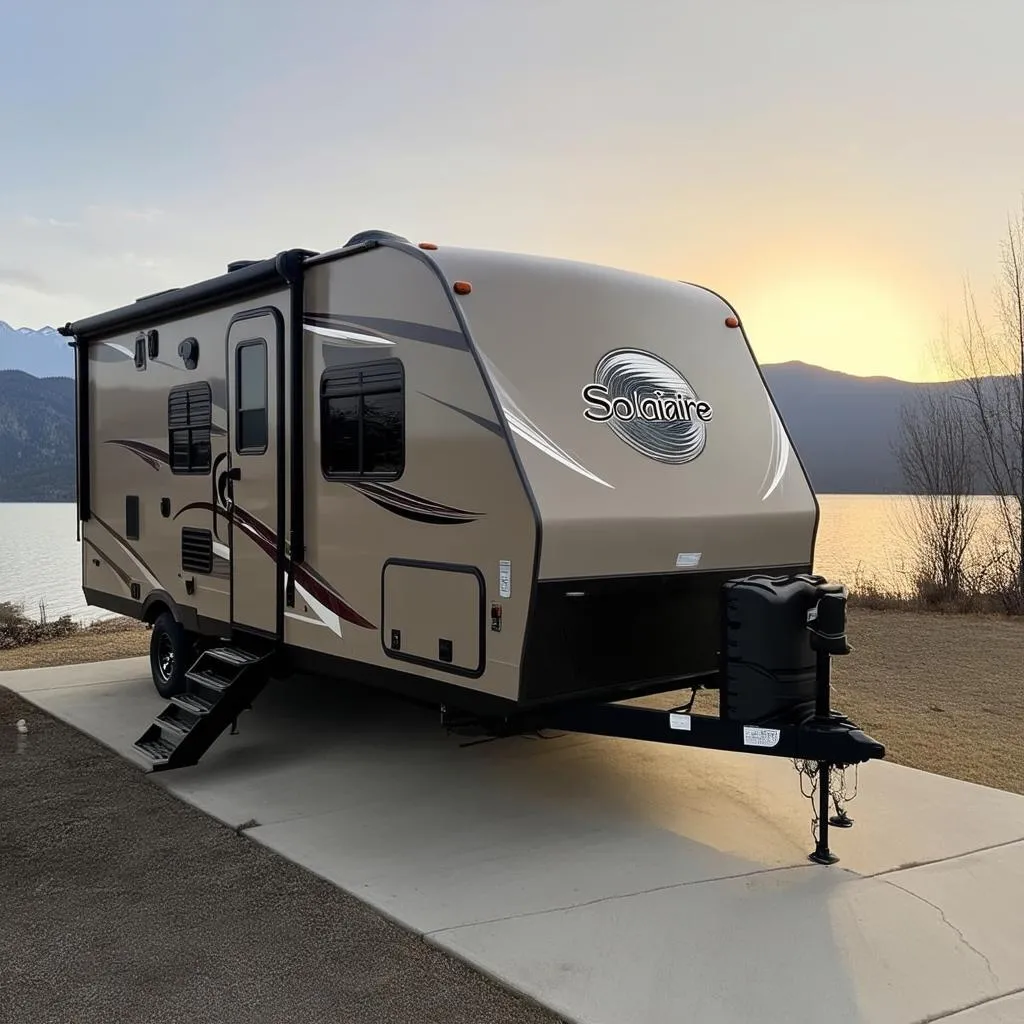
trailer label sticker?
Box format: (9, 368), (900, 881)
(669, 713), (692, 731)
(498, 560), (511, 598)
(743, 726), (781, 748)
(581, 348), (711, 465)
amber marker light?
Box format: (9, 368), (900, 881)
(453, 281), (472, 295)
(419, 242), (438, 250)
(724, 316), (740, 328)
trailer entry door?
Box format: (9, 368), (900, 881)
(226, 309), (284, 638)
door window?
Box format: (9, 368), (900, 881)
(236, 340), (268, 454)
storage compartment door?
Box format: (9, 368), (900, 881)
(382, 560), (484, 677)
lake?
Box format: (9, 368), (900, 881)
(0, 496), (1005, 623)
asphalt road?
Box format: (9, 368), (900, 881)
(0, 686), (562, 1024)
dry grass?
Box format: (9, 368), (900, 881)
(829, 608), (1024, 795)
(2, 607), (1022, 795)
(847, 577), (1024, 616)
(0, 616), (150, 670)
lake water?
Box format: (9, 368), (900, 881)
(0, 496), (1007, 623)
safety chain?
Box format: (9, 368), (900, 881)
(832, 762), (859, 809)
(792, 759), (861, 841)
(793, 759), (823, 844)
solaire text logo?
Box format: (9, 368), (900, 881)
(581, 349), (711, 465)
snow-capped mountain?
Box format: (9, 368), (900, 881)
(0, 321), (73, 379)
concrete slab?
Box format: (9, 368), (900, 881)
(6, 657), (1024, 1024)
(879, 842), (1024, 987)
(433, 844), (1024, 1024)
(5, 655), (149, 692)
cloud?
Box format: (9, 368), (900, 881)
(94, 251), (160, 270)
(82, 204), (165, 224)
(0, 268), (50, 294)
(0, 198), (205, 326)
(19, 214), (80, 229)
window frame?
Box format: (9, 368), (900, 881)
(167, 381), (213, 476)
(319, 358), (406, 482)
(234, 338), (269, 456)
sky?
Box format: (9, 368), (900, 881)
(1, 0), (1023, 382)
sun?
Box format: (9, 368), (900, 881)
(732, 274), (946, 382)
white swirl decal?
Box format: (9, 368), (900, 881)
(759, 398), (791, 501)
(582, 348), (712, 465)
(479, 352), (614, 488)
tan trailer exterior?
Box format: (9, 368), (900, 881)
(61, 231), (817, 715)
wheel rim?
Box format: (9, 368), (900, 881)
(156, 634), (175, 682)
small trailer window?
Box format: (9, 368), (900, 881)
(236, 340), (268, 454)
(167, 382), (212, 475)
(320, 360), (404, 479)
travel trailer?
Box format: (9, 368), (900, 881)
(59, 230), (883, 863)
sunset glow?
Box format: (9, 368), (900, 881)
(734, 272), (948, 382)
(1, 0), (1022, 384)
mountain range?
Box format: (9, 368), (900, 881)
(0, 321), (977, 500)
(0, 370), (76, 501)
(0, 320), (71, 378)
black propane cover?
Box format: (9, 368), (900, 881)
(719, 574), (827, 727)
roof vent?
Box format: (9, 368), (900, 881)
(227, 259), (260, 273)
(345, 230), (408, 248)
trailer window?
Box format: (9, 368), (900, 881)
(168, 382), (212, 475)
(321, 360), (404, 479)
(236, 339), (268, 454)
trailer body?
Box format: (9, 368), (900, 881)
(63, 232), (816, 714)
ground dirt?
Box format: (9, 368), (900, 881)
(0, 685), (562, 1024)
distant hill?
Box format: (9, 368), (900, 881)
(0, 326), (1003, 501)
(0, 370), (75, 501)
(0, 321), (72, 378)
(759, 361), (951, 493)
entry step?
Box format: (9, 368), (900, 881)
(186, 668), (231, 693)
(132, 643), (273, 772)
(134, 731), (177, 765)
(206, 647), (262, 667)
(170, 692), (214, 715)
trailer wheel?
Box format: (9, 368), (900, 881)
(149, 612), (190, 698)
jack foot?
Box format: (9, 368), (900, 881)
(809, 849), (840, 865)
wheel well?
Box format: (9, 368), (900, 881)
(140, 590), (205, 634)
(142, 599), (172, 626)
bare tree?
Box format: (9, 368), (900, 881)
(936, 196), (1024, 606)
(894, 388), (981, 601)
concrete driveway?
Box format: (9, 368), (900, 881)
(5, 657), (1024, 1024)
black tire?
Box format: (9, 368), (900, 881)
(149, 612), (191, 698)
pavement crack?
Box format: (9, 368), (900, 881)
(426, 862), (838, 937)
(911, 984), (1024, 1023)
(866, 836), (1024, 878)
(882, 878), (999, 988)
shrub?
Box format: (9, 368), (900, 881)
(846, 569), (1022, 615)
(0, 601), (80, 651)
